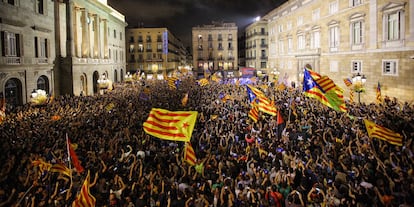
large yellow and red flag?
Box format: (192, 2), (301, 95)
(364, 119), (403, 146)
(183, 142), (196, 166)
(72, 171), (96, 207)
(246, 85), (277, 116)
(143, 108), (198, 142)
(303, 68), (347, 112)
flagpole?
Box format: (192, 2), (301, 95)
(16, 184), (35, 205)
(66, 133), (73, 184)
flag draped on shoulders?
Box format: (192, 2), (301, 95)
(246, 85), (277, 116)
(184, 142), (196, 166)
(143, 108), (198, 142)
(303, 68), (347, 112)
(67, 136), (84, 173)
(364, 119), (403, 146)
(72, 171), (96, 207)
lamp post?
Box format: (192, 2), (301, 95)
(97, 74), (109, 94)
(124, 72), (133, 83)
(352, 73), (367, 104)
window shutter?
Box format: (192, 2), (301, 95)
(16, 34), (21, 57)
(1, 31), (5, 56)
(35, 37), (38, 57)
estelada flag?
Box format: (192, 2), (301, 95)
(184, 142), (196, 166)
(72, 171), (96, 207)
(143, 108), (198, 142)
(364, 119), (403, 146)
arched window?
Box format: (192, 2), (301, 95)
(5, 78), (23, 107)
(37, 75), (49, 93)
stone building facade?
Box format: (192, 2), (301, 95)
(264, 0), (414, 102)
(245, 18), (270, 76)
(55, 0), (127, 96)
(192, 21), (238, 79)
(125, 27), (188, 79)
(0, 0), (127, 106)
(0, 0), (56, 107)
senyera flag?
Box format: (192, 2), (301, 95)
(364, 119), (403, 146)
(143, 108), (198, 142)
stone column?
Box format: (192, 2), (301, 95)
(73, 7), (80, 57)
(65, 0), (74, 57)
(80, 8), (89, 58)
(102, 19), (108, 58)
(93, 14), (100, 58)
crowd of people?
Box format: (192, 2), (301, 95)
(0, 76), (413, 207)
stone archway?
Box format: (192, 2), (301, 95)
(5, 78), (23, 107)
(37, 75), (50, 93)
(92, 71), (99, 94)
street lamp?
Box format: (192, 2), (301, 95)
(124, 72), (133, 83)
(352, 73), (367, 103)
(97, 74), (109, 89)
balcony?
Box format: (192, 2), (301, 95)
(0, 57), (21, 65)
(260, 44), (268, 48)
(260, 56), (268, 60)
(146, 49), (152, 52)
(36, 58), (48, 64)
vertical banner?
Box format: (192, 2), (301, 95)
(163, 31), (168, 54)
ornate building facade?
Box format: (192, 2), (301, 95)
(0, 0), (127, 107)
(55, 0), (127, 96)
(192, 21), (238, 78)
(125, 27), (188, 79)
(264, 0), (414, 102)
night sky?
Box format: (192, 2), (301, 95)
(107, 0), (287, 48)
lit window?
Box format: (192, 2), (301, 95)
(329, 1), (338, 14)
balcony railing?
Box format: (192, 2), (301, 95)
(1, 57), (21, 65)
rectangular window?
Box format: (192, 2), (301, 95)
(129, 36), (134, 43)
(261, 62), (266, 68)
(8, 0), (15, 5)
(157, 43), (162, 50)
(138, 44), (143, 52)
(287, 21), (292, 30)
(288, 37), (292, 52)
(351, 0), (362, 7)
(382, 60), (398, 75)
(351, 61), (362, 73)
(146, 35), (151, 42)
(298, 35), (305, 50)
(120, 32), (122, 40)
(37, 0), (44, 14)
(1, 31), (20, 57)
(311, 31), (320, 48)
(113, 30), (116, 38)
(329, 1), (338, 14)
(297, 16), (303, 26)
(278, 40), (284, 53)
(329, 26), (339, 49)
(218, 34), (222, 41)
(208, 34), (212, 41)
(312, 9), (320, 21)
(352, 21), (363, 44)
(40, 38), (48, 58)
(387, 12), (400, 41)
(228, 34), (233, 40)
(278, 25), (283, 33)
(146, 43), (152, 50)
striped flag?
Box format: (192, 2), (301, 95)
(183, 142), (196, 166)
(168, 77), (179, 89)
(343, 78), (352, 87)
(364, 119), (403, 146)
(246, 85), (277, 116)
(303, 68), (347, 112)
(248, 102), (260, 123)
(143, 108), (198, 142)
(67, 136), (84, 173)
(32, 159), (52, 173)
(50, 163), (71, 177)
(376, 82), (382, 104)
(72, 171), (96, 207)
